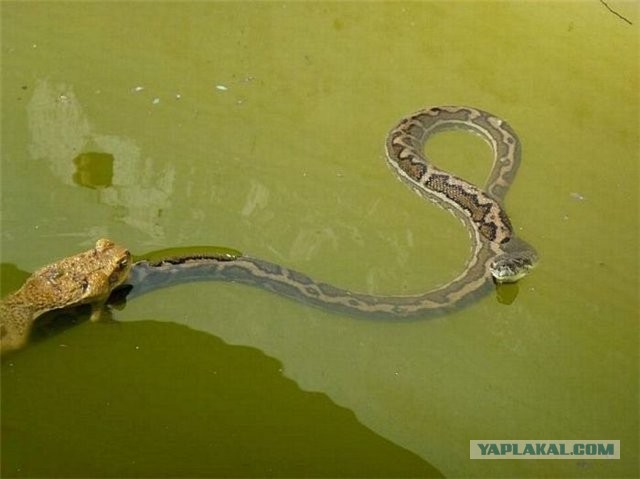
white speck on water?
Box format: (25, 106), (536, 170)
(175, 93), (182, 99)
(32, 44), (37, 48)
(570, 192), (585, 200)
(135, 345), (140, 350)
(152, 97), (160, 105)
(215, 84), (228, 91)
(133, 86), (144, 92)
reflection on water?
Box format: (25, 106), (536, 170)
(72, 152), (114, 189)
(27, 79), (175, 240)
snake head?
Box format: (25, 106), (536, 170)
(490, 238), (538, 283)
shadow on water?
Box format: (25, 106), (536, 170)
(2, 262), (441, 476)
(2, 317), (443, 478)
(0, 263), (30, 295)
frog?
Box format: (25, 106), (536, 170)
(0, 239), (131, 354)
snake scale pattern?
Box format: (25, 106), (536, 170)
(126, 106), (538, 319)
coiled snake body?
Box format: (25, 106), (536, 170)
(0, 106), (538, 353)
(127, 106), (538, 318)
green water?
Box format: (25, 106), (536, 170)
(1, 2), (638, 478)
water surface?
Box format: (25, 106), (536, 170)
(1, 2), (637, 477)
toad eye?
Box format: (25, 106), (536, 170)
(116, 256), (130, 271)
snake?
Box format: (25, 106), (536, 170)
(123, 106), (538, 319)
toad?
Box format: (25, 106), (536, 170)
(0, 239), (131, 354)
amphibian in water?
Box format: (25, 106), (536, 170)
(0, 239), (131, 354)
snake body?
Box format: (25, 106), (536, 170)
(125, 106), (537, 319)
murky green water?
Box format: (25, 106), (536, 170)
(1, 2), (637, 477)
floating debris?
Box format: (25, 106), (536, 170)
(215, 84), (228, 91)
(570, 192), (585, 201)
(132, 86), (144, 92)
(152, 97), (160, 105)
